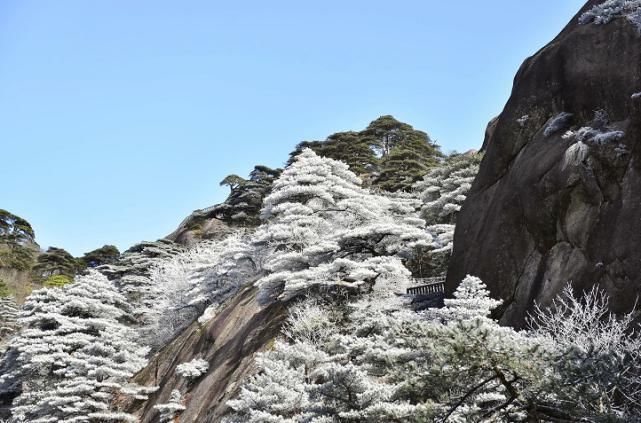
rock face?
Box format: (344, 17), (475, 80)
(448, 0), (641, 327)
(129, 284), (288, 422)
(165, 208), (235, 246)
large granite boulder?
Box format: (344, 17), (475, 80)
(448, 0), (641, 327)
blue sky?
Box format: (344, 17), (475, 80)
(1, 0), (586, 256)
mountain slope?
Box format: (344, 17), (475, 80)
(128, 284), (288, 422)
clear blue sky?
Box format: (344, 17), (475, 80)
(1, 0), (586, 256)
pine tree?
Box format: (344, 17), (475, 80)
(426, 274), (502, 321)
(175, 358), (209, 380)
(287, 116), (440, 191)
(212, 165), (282, 225)
(98, 239), (184, 333)
(254, 148), (430, 300)
(154, 389), (186, 422)
(78, 244), (120, 268)
(376, 138), (440, 192)
(31, 247), (80, 282)
(0, 270), (152, 422)
(0, 210), (35, 246)
(288, 131), (377, 177)
(361, 115), (442, 191)
(146, 233), (254, 347)
(0, 210), (38, 274)
(413, 152), (481, 225)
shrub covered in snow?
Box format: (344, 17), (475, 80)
(560, 110), (628, 169)
(579, 0), (641, 29)
(530, 285), (641, 418)
(516, 115), (529, 127)
(176, 358), (209, 379)
(563, 126), (625, 145)
(544, 112), (573, 137)
(154, 389), (186, 422)
(562, 140), (590, 169)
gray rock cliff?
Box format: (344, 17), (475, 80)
(448, 0), (641, 327)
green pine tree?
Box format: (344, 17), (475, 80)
(363, 116), (441, 191)
(32, 247), (81, 282)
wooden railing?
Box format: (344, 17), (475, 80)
(407, 276), (446, 296)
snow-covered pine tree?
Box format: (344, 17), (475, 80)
(425, 274), (502, 322)
(410, 152), (481, 276)
(0, 270), (152, 422)
(154, 389), (186, 423)
(175, 358), (209, 380)
(146, 233), (255, 347)
(413, 152), (481, 225)
(98, 239), (184, 337)
(418, 276), (551, 421)
(254, 148), (431, 300)
(224, 342), (319, 422)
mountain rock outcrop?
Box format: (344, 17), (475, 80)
(448, 0), (641, 326)
(166, 207), (235, 246)
(129, 284), (288, 422)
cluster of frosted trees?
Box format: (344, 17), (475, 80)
(2, 144), (639, 422)
(253, 148), (433, 301)
(149, 148), (439, 346)
(0, 239), (206, 421)
(226, 276), (641, 422)
(144, 233), (254, 348)
(0, 271), (154, 422)
(411, 152), (481, 275)
(98, 239), (185, 342)
(0, 148), (445, 421)
(140, 149), (477, 347)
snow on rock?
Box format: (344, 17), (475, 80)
(579, 0), (641, 29)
